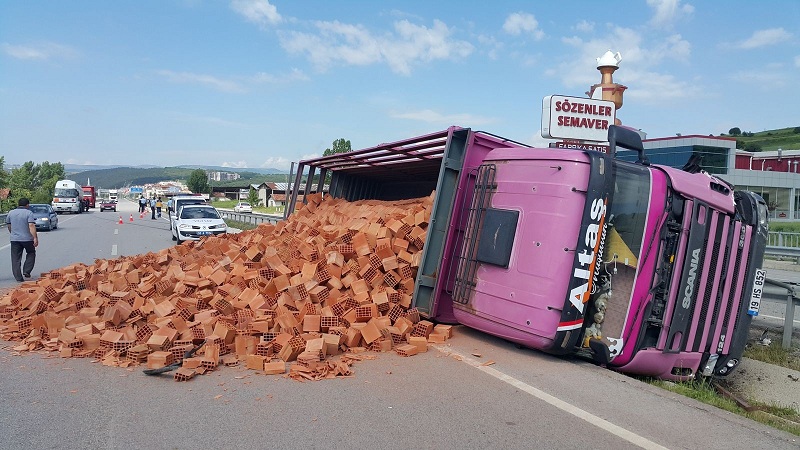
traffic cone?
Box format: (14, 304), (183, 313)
(118, 216), (123, 224)
(140, 211), (144, 219)
(129, 214), (134, 222)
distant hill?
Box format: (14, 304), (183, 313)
(68, 166), (291, 189)
(720, 126), (800, 152)
(174, 165), (286, 174)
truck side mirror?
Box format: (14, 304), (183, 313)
(608, 125), (649, 166)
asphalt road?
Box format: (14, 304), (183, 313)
(0, 200), (798, 449)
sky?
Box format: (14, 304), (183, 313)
(1, 0), (798, 171)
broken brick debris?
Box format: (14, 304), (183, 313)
(0, 193), (452, 382)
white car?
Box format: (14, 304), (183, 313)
(171, 204), (227, 244)
(233, 201), (253, 213)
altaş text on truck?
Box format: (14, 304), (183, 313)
(287, 126), (768, 381)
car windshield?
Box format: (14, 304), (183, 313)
(181, 208), (220, 219)
(239, 203), (250, 206)
(30, 205), (50, 214)
(54, 188), (80, 197)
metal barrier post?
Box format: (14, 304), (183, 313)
(784, 288), (797, 349)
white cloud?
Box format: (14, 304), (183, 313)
(647, 0), (694, 29)
(502, 12), (545, 40)
(574, 20), (594, 33)
(390, 109), (496, 126)
(156, 70), (245, 93)
(280, 19), (473, 75)
(550, 26), (696, 103)
(221, 160), (248, 168)
(251, 68), (310, 83)
(260, 156), (292, 170)
(230, 0), (282, 27)
(735, 28), (792, 49)
(1, 41), (77, 60)
(730, 70), (788, 88)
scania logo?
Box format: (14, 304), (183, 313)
(682, 248), (701, 309)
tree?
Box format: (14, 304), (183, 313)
(8, 160), (66, 204)
(728, 127), (741, 136)
(187, 169), (210, 194)
(794, 126), (800, 134)
(247, 187), (260, 206)
(321, 138), (352, 184)
(744, 143), (762, 152)
(323, 138), (352, 156)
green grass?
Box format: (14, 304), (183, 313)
(651, 379), (800, 436)
(771, 222), (800, 233)
(744, 343), (800, 372)
(212, 199), (284, 215)
(224, 219), (259, 231)
(721, 126), (800, 152)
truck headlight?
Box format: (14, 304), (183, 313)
(757, 202), (768, 230)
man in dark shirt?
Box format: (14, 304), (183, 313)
(6, 197), (38, 282)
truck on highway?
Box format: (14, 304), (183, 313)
(52, 179), (85, 214)
(286, 126), (768, 380)
(82, 185), (96, 209)
(108, 189), (119, 203)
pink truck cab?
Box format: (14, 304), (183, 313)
(289, 126), (767, 380)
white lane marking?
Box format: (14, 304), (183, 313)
(114, 229), (119, 235)
(0, 243), (9, 251)
(111, 245), (117, 256)
(435, 346), (668, 450)
(759, 314), (800, 324)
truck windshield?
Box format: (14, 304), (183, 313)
(587, 162), (652, 356)
(606, 163), (651, 266)
(54, 188), (80, 197)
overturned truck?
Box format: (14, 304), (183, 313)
(287, 126), (768, 380)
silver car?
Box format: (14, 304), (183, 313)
(29, 204), (59, 231)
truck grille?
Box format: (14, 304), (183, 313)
(659, 200), (752, 355)
(452, 164), (497, 305)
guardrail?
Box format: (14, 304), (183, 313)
(0, 213), (6, 225)
(765, 278), (799, 349)
(218, 210), (282, 227)
(769, 231), (800, 248)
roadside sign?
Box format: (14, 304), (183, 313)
(551, 141), (610, 152)
(542, 95), (616, 142)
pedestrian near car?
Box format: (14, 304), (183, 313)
(6, 197), (38, 282)
(167, 198), (173, 214)
(156, 197), (163, 218)
(150, 197), (157, 220)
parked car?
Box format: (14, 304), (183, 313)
(171, 204), (227, 244)
(169, 195), (208, 231)
(233, 201), (253, 213)
(29, 204), (58, 231)
(99, 199), (117, 212)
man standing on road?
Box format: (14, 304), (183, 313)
(6, 197), (38, 282)
(150, 197), (157, 220)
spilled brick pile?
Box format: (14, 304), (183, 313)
(0, 193), (452, 381)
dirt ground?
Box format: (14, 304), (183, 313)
(721, 258), (800, 413)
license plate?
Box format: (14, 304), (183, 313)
(198, 231), (211, 236)
(747, 268), (766, 316)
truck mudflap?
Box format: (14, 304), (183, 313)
(551, 152), (614, 354)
